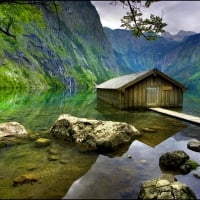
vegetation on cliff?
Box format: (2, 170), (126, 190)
(0, 2), (118, 89)
(0, 1), (200, 92)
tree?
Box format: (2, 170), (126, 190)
(0, 2), (45, 39)
(119, 0), (167, 40)
(0, 1), (60, 40)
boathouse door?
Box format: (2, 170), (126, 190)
(146, 87), (159, 107)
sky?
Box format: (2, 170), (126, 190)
(92, 1), (200, 34)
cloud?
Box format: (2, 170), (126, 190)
(92, 1), (129, 29)
(142, 1), (200, 34)
(92, 1), (200, 34)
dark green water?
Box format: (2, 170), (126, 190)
(0, 89), (199, 199)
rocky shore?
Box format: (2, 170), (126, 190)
(0, 118), (199, 199)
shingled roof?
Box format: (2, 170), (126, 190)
(96, 69), (187, 91)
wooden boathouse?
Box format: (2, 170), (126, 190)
(96, 68), (187, 109)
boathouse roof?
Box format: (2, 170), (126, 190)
(96, 69), (187, 91)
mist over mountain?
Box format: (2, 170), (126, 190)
(161, 30), (196, 41)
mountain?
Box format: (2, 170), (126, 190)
(104, 27), (200, 92)
(1, 1), (200, 93)
(161, 30), (196, 41)
(104, 27), (180, 72)
(159, 33), (200, 92)
(0, 1), (119, 89)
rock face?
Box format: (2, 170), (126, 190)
(187, 140), (200, 152)
(0, 122), (27, 138)
(50, 114), (140, 152)
(138, 174), (196, 199)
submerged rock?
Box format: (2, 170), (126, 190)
(48, 155), (59, 161)
(35, 138), (51, 147)
(50, 114), (140, 152)
(48, 148), (59, 155)
(13, 173), (39, 187)
(138, 174), (196, 199)
(142, 127), (157, 133)
(0, 122), (27, 138)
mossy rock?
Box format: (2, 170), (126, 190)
(35, 138), (51, 147)
(186, 159), (199, 169)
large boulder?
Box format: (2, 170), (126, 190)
(159, 150), (189, 170)
(138, 174), (196, 199)
(50, 114), (140, 152)
(0, 122), (27, 138)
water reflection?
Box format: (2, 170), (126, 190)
(0, 89), (200, 199)
(64, 124), (200, 199)
(64, 140), (160, 199)
(97, 99), (186, 147)
(0, 88), (99, 199)
(0, 88), (97, 132)
(0, 139), (98, 199)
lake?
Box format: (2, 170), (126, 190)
(0, 89), (199, 199)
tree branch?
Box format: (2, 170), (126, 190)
(126, 0), (149, 40)
(0, 18), (16, 39)
(0, 0), (61, 39)
(120, 0), (167, 40)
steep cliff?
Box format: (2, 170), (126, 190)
(0, 1), (119, 89)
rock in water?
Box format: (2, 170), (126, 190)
(138, 174), (196, 199)
(159, 150), (189, 170)
(0, 122), (27, 138)
(187, 140), (200, 152)
(13, 173), (39, 187)
(35, 138), (51, 147)
(50, 114), (140, 152)
(159, 150), (199, 174)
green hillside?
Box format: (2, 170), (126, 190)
(0, 2), (119, 90)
